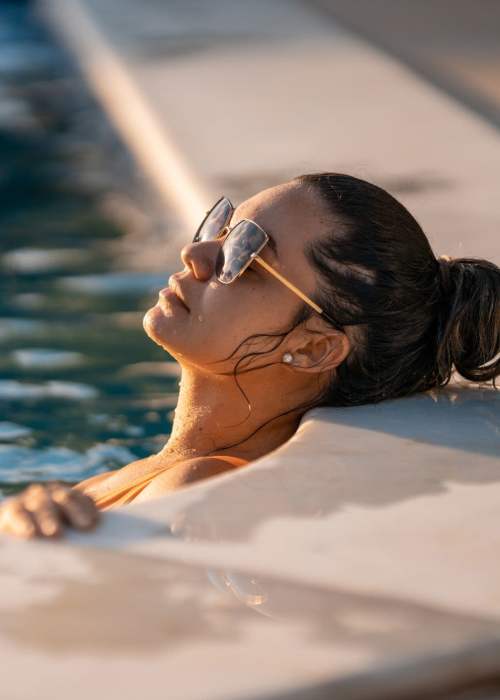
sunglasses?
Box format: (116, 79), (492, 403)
(193, 196), (341, 329)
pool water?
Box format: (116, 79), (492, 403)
(0, 2), (179, 499)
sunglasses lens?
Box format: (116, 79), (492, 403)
(215, 220), (267, 283)
(193, 197), (232, 242)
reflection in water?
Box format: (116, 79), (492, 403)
(0, 4), (178, 498)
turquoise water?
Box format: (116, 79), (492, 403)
(0, 3), (177, 499)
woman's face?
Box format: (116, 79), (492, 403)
(143, 181), (329, 370)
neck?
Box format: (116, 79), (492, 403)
(162, 364), (305, 462)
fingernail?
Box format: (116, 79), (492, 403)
(41, 521), (60, 536)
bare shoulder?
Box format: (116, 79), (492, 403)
(73, 454), (161, 497)
(135, 455), (246, 500)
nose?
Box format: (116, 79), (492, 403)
(180, 239), (220, 281)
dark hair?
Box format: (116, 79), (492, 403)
(211, 172), (499, 453)
(292, 172), (500, 406)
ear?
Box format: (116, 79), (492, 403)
(286, 319), (351, 374)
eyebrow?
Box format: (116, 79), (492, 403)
(264, 230), (279, 259)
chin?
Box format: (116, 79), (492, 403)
(142, 305), (175, 350)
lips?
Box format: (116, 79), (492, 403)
(166, 276), (190, 311)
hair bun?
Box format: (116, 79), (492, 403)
(435, 256), (500, 385)
(436, 255), (456, 301)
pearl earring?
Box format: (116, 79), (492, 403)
(282, 352), (293, 364)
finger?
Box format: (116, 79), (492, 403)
(50, 484), (100, 524)
(31, 501), (63, 538)
(22, 483), (51, 511)
(0, 499), (39, 539)
(48, 485), (100, 530)
(71, 489), (101, 524)
(66, 489), (100, 529)
(22, 486), (63, 538)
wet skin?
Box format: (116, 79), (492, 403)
(0, 180), (351, 538)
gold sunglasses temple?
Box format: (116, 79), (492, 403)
(253, 255), (324, 315)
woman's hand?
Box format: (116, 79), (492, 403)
(0, 482), (100, 539)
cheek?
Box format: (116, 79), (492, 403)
(144, 278), (300, 364)
(175, 285), (250, 360)
(199, 280), (268, 327)
(201, 279), (296, 344)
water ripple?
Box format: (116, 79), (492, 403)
(0, 380), (98, 401)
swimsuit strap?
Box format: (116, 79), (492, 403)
(93, 454), (248, 511)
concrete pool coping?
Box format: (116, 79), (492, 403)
(2, 382), (500, 700)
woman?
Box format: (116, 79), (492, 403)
(1, 172), (499, 539)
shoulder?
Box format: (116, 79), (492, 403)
(139, 455), (248, 498)
(73, 455), (158, 496)
(178, 455), (247, 481)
